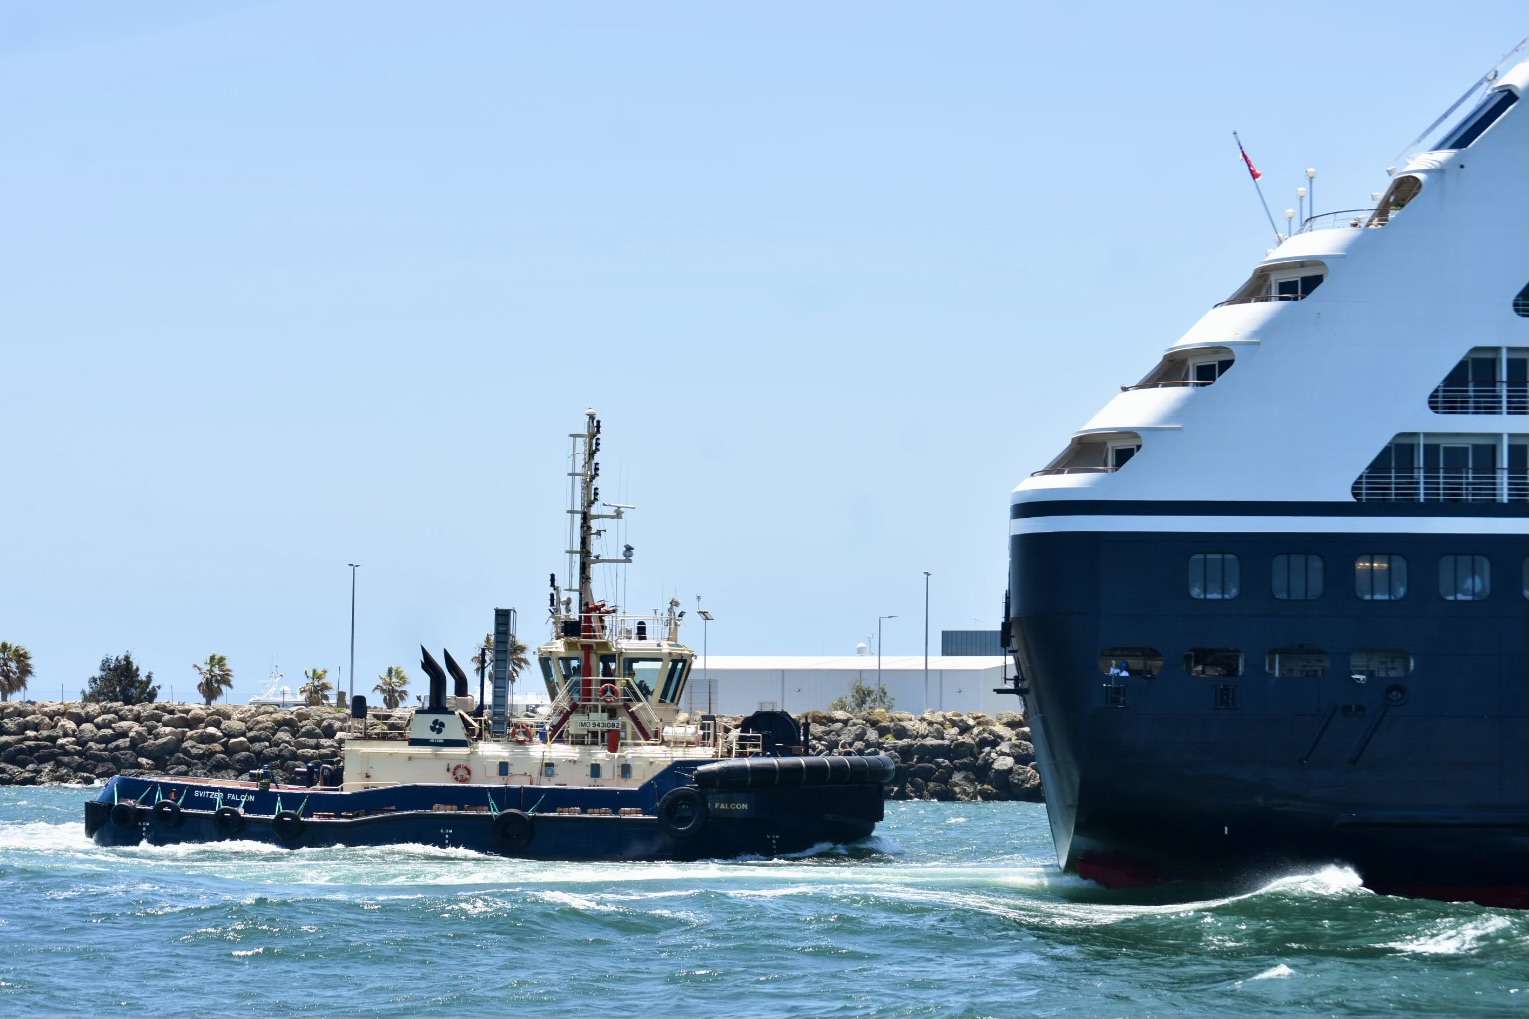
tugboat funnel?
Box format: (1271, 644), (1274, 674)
(419, 646), (449, 712)
(443, 649), (471, 698)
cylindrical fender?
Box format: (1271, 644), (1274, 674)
(491, 809), (534, 852)
(213, 806), (245, 838)
(272, 809), (305, 847)
(151, 799), (183, 828)
(656, 787), (707, 838)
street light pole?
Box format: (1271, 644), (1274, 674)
(877, 614), (898, 698)
(697, 598), (715, 716)
(347, 563), (360, 703)
(923, 571), (931, 713)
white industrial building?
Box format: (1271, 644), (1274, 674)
(680, 652), (1019, 717)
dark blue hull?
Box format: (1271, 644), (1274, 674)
(1008, 508), (1529, 906)
(83, 763), (889, 860)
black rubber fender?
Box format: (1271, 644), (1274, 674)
(151, 799), (183, 828)
(693, 753), (896, 791)
(109, 801), (141, 828)
(491, 809), (534, 852)
(212, 806), (244, 838)
(656, 787), (707, 838)
(271, 809), (305, 847)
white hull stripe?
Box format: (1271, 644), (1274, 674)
(1010, 515), (1528, 536)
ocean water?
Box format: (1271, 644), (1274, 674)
(0, 787), (1524, 1018)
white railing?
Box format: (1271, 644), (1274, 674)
(1351, 469), (1528, 504)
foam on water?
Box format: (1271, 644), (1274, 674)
(2, 790), (1524, 1018)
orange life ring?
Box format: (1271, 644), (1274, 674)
(510, 723), (534, 745)
(450, 763), (472, 784)
(599, 683), (621, 705)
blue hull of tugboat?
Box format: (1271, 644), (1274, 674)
(83, 759), (892, 860)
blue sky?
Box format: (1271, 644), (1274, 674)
(2, 2), (1521, 702)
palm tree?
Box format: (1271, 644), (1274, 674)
(300, 667), (333, 707)
(471, 633), (529, 704)
(0, 643), (34, 702)
(374, 665), (409, 709)
(192, 653), (234, 705)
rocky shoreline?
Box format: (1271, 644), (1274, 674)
(0, 701), (1042, 803)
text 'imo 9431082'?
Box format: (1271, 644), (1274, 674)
(85, 411), (893, 860)
(1006, 48), (1528, 907)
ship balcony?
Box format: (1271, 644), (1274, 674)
(1350, 469), (1529, 504)
(1427, 383), (1529, 416)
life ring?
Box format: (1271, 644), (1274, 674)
(491, 809), (534, 853)
(151, 799), (183, 828)
(599, 683), (621, 705)
(213, 806), (245, 838)
(450, 763), (472, 784)
(656, 787), (707, 839)
(272, 809), (306, 847)
(110, 801), (141, 828)
(510, 723), (534, 745)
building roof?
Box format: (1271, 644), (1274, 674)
(690, 655), (1007, 671)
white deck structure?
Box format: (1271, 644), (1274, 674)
(682, 654), (1018, 716)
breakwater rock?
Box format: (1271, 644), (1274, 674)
(800, 709), (1043, 803)
(0, 701), (1044, 804)
(0, 701), (360, 787)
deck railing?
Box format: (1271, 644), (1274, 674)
(1426, 382), (1529, 415)
(1351, 468), (1528, 504)
(1029, 466), (1118, 477)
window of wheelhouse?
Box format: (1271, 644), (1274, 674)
(557, 656), (583, 694)
(538, 655), (558, 698)
(656, 657), (691, 704)
(623, 658), (663, 701)
(1185, 648), (1243, 677)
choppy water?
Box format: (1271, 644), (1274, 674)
(1, 788), (1524, 1017)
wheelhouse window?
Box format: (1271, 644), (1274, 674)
(1185, 648), (1243, 677)
(538, 655), (558, 698)
(1355, 554), (1407, 601)
(1437, 87), (1518, 150)
(1439, 555), (1491, 601)
(1350, 650), (1412, 680)
(1272, 553), (1323, 600)
(1097, 647), (1163, 678)
(1265, 647), (1328, 678)
(657, 658), (691, 704)
(1033, 432), (1143, 476)
(1189, 554), (1240, 600)
(623, 658), (663, 701)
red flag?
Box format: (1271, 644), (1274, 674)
(1238, 140), (1263, 181)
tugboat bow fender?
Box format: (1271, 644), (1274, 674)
(693, 753), (896, 791)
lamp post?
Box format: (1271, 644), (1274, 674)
(922, 572), (931, 713)
(347, 563), (360, 703)
(697, 598), (714, 714)
(876, 614), (898, 699)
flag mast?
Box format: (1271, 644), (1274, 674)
(1234, 131), (1283, 245)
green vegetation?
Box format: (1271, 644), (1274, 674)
(192, 653), (234, 705)
(374, 665), (410, 709)
(0, 642), (34, 702)
(82, 652), (159, 704)
(828, 677), (895, 713)
(300, 667), (332, 707)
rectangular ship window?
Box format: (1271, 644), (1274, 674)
(1185, 648), (1243, 677)
(1272, 554), (1324, 600)
(1265, 648), (1328, 677)
(1189, 554), (1240, 600)
(1355, 554), (1408, 600)
(1098, 647), (1163, 677)
(1439, 554), (1491, 601)
(1350, 650), (1413, 680)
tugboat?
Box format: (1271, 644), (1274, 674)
(84, 411), (894, 858)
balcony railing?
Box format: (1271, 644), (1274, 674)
(1427, 383), (1529, 415)
(1029, 466), (1118, 477)
(1351, 469), (1528, 504)
(1299, 208), (1376, 232)
(1120, 379), (1214, 392)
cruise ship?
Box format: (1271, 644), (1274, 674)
(1005, 52), (1528, 906)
